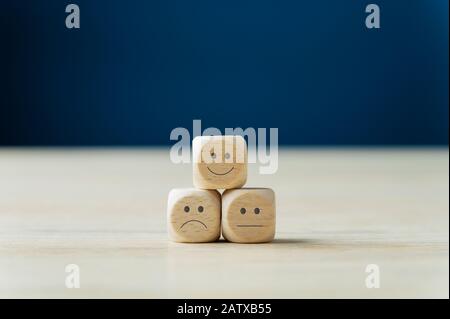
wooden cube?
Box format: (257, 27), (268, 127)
(167, 188), (221, 243)
(193, 135), (247, 190)
(222, 188), (276, 243)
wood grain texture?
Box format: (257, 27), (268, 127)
(0, 148), (448, 298)
(167, 189), (221, 243)
(222, 188), (276, 243)
(193, 136), (247, 189)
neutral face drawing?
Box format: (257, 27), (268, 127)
(167, 189), (221, 243)
(193, 135), (247, 189)
(222, 188), (276, 243)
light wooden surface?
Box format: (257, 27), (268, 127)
(0, 148), (448, 298)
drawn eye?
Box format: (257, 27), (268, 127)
(210, 152), (216, 159)
(184, 206), (190, 213)
(225, 152), (231, 159)
(240, 208), (246, 214)
(198, 206), (204, 213)
(254, 208), (260, 214)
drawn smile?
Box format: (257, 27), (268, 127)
(207, 166), (234, 176)
(180, 219), (208, 229)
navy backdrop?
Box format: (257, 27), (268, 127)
(1, 0), (448, 145)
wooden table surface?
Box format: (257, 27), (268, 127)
(0, 148), (448, 298)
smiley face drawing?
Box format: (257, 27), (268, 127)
(222, 188), (276, 243)
(193, 136), (247, 190)
(167, 188), (221, 243)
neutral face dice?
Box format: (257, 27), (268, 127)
(167, 188), (221, 243)
(193, 135), (247, 190)
(222, 188), (276, 243)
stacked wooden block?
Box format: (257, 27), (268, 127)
(167, 135), (276, 243)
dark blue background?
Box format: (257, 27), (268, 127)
(1, 0), (448, 145)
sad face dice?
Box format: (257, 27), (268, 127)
(222, 188), (276, 243)
(167, 188), (221, 243)
(193, 135), (247, 189)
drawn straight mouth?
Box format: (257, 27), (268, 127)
(180, 219), (208, 229)
(207, 166), (234, 176)
(236, 225), (264, 227)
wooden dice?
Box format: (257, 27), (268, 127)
(167, 135), (276, 243)
(222, 188), (276, 243)
(193, 135), (247, 189)
(167, 188), (221, 243)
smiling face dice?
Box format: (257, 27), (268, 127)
(193, 135), (247, 190)
(167, 188), (221, 243)
(222, 188), (276, 243)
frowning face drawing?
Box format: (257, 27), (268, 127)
(193, 135), (247, 189)
(167, 189), (221, 243)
